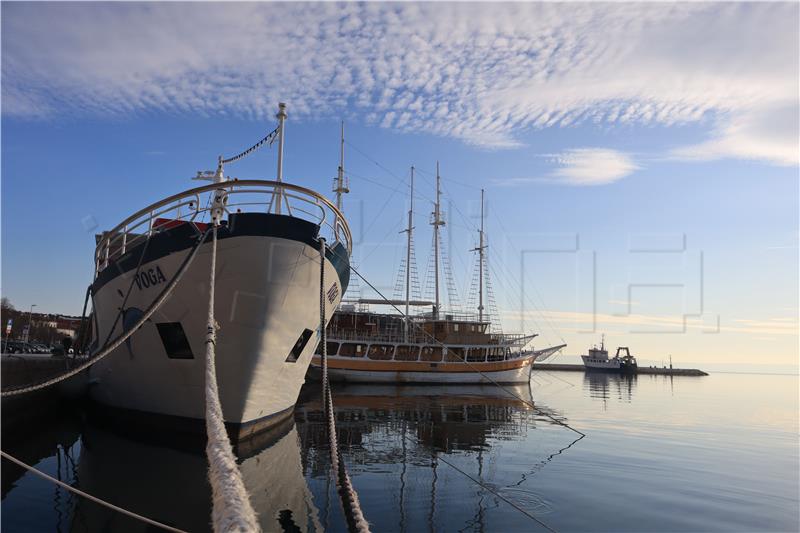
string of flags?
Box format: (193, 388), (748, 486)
(221, 125), (280, 165)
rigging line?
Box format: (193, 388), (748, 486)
(486, 260), (554, 347)
(356, 168), (411, 252)
(431, 449), (557, 532)
(2, 228), (212, 397)
(446, 187), (564, 345)
(325, 243), (584, 437)
(412, 166), (482, 190)
(344, 140), (409, 184)
(490, 212), (567, 343)
(221, 125), (280, 164)
(100, 233), (154, 350)
(0, 451), (188, 533)
(346, 171), (431, 204)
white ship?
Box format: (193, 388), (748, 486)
(87, 104), (352, 440)
(581, 336), (638, 373)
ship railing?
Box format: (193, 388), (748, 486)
(94, 180), (352, 276)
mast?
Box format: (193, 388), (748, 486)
(474, 189), (486, 322)
(275, 102), (288, 215)
(404, 167), (415, 341)
(431, 162), (445, 319)
(334, 121), (349, 211)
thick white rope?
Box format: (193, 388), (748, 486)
(204, 223), (260, 532)
(319, 239), (371, 533)
(1, 228), (211, 398)
(0, 450), (188, 533)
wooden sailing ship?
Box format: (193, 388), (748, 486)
(310, 140), (564, 384)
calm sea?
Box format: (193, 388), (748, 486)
(2, 371), (798, 532)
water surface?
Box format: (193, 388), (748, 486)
(2, 371), (797, 532)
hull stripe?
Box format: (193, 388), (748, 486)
(310, 356), (532, 373)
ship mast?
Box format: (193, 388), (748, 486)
(472, 189), (487, 322)
(275, 102), (287, 215)
(333, 121), (349, 211)
(403, 167), (415, 341)
(431, 162), (445, 319)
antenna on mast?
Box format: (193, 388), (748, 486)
(334, 121), (350, 211)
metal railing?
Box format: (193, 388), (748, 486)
(94, 180), (352, 276)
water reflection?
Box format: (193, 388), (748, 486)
(583, 372), (637, 407)
(295, 383), (575, 532)
(71, 416), (321, 532)
(2, 384), (578, 533)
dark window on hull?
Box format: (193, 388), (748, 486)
(155, 322), (194, 359)
(287, 329), (314, 363)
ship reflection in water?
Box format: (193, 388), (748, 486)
(72, 415), (323, 532)
(2, 384), (580, 532)
(583, 372), (638, 407)
(295, 383), (579, 532)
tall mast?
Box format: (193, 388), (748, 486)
(275, 102), (287, 215)
(473, 189), (486, 322)
(404, 167), (415, 341)
(334, 121), (349, 211)
(431, 161), (445, 319)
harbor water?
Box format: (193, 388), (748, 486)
(2, 371), (797, 532)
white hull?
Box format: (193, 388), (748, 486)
(309, 358), (534, 384)
(90, 234), (343, 434)
(581, 355), (622, 370)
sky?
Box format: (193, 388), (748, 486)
(2, 2), (798, 371)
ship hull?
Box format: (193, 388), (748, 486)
(308, 355), (534, 384)
(89, 217), (348, 439)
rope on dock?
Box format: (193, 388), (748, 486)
(203, 223), (260, 532)
(0, 450), (188, 533)
(1, 228), (213, 398)
(319, 238), (371, 533)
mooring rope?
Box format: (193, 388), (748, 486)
(319, 238), (371, 533)
(0, 451), (188, 533)
(203, 222), (260, 532)
(1, 228), (212, 398)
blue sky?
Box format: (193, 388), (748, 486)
(2, 2), (798, 370)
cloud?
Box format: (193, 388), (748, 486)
(494, 148), (638, 186)
(670, 103), (799, 166)
(2, 3), (797, 163)
(551, 149), (639, 185)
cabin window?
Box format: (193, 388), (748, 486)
(395, 345), (420, 361)
(446, 347), (464, 362)
(367, 344), (394, 360)
(420, 346), (443, 362)
(315, 341), (339, 356)
(453, 324), (459, 332)
(338, 343), (364, 357)
(467, 348), (486, 362)
(286, 329), (314, 363)
(156, 322), (194, 359)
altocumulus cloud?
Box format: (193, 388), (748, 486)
(2, 2), (797, 165)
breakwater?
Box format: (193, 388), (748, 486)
(534, 363), (708, 376)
